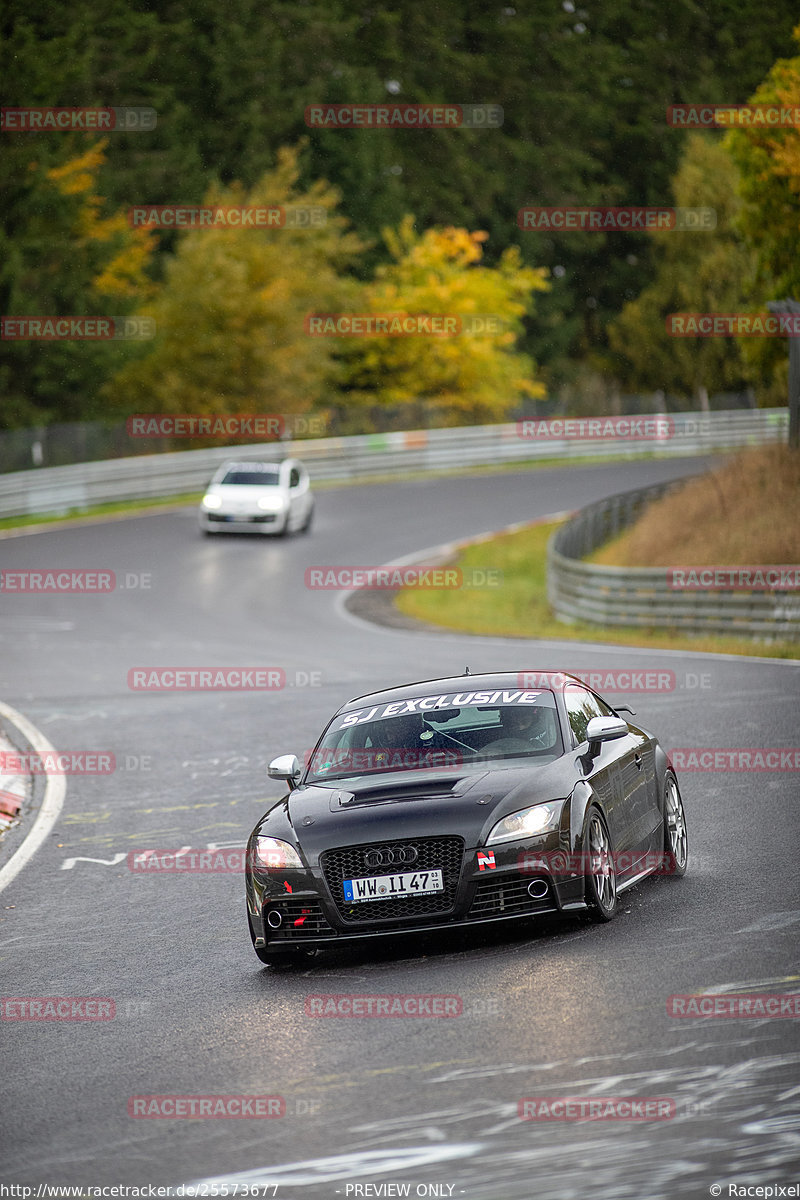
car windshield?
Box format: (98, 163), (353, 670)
(305, 689), (562, 783)
(220, 467), (281, 486)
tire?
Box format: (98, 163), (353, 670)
(584, 807), (617, 922)
(662, 772), (688, 878)
(300, 505), (314, 534)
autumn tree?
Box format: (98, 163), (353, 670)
(725, 28), (800, 403)
(107, 147), (364, 421)
(607, 134), (757, 406)
(0, 140), (156, 428)
(727, 28), (800, 298)
(333, 218), (549, 429)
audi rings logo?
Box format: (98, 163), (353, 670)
(364, 845), (419, 869)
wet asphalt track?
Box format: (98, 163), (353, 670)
(1, 456), (799, 1200)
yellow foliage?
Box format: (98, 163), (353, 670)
(46, 140), (156, 300)
(340, 216), (549, 423)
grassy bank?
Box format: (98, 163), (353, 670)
(394, 518), (800, 659)
(590, 444), (800, 567)
(0, 494), (204, 532)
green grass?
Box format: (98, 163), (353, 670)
(394, 520), (800, 660)
(0, 493), (205, 531)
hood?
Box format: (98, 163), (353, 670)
(255, 756), (578, 863)
(210, 484), (286, 503)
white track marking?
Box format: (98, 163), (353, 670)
(0, 702), (66, 894)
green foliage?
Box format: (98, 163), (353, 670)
(607, 134), (757, 400)
(107, 148), (364, 418)
(727, 26), (800, 299)
(2, 0), (800, 428)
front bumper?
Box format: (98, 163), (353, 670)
(200, 509), (287, 533)
(246, 835), (588, 953)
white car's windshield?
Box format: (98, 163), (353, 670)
(306, 690), (562, 782)
(220, 468), (281, 486)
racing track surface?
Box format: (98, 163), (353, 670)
(1, 456), (799, 1200)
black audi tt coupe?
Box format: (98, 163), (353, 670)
(245, 671), (688, 964)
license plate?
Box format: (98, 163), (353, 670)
(343, 869), (444, 903)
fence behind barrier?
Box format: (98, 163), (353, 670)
(0, 408), (788, 521)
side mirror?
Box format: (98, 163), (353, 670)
(585, 715), (628, 755)
(267, 754), (302, 789)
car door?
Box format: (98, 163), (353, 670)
(287, 462), (311, 525)
(630, 730), (662, 854)
(287, 464), (301, 523)
(564, 685), (638, 856)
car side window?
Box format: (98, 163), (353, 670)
(564, 686), (612, 746)
(289, 467), (300, 488)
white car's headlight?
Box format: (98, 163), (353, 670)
(202, 494), (222, 510)
(486, 801), (563, 844)
(252, 836), (303, 870)
(257, 495), (286, 511)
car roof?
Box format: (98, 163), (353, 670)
(340, 671), (581, 713)
(218, 460), (284, 471)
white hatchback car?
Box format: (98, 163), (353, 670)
(199, 459), (314, 536)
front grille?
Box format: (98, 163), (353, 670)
(468, 875), (554, 919)
(208, 513), (275, 523)
(263, 898), (335, 939)
(321, 836), (464, 923)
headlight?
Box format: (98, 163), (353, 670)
(202, 494), (222, 510)
(486, 801), (563, 844)
(252, 836), (303, 870)
(257, 495), (286, 511)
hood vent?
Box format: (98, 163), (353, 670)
(331, 773), (468, 809)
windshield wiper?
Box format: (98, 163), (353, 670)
(421, 719), (478, 754)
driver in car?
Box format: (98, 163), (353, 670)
(484, 705), (555, 753)
(367, 715), (426, 767)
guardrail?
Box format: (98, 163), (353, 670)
(547, 479), (800, 640)
(0, 407), (788, 521)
